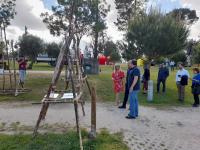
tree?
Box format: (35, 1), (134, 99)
(41, 0), (103, 62)
(192, 42), (200, 65)
(104, 40), (121, 62)
(45, 42), (60, 59)
(0, 0), (16, 27)
(115, 0), (147, 31)
(171, 51), (187, 64)
(90, 0), (110, 59)
(41, 0), (110, 61)
(18, 34), (44, 69)
(167, 8), (199, 25)
(126, 8), (189, 61)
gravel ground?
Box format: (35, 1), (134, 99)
(0, 102), (200, 150)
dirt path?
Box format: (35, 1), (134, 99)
(0, 102), (200, 150)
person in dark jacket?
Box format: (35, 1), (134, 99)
(119, 60), (133, 109)
(142, 65), (150, 94)
(157, 63), (169, 93)
(191, 68), (200, 107)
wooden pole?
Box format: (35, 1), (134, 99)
(89, 86), (97, 139)
(3, 24), (12, 89)
(0, 26), (5, 91)
(11, 40), (17, 96)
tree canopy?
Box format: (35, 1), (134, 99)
(18, 34), (44, 63)
(0, 0), (16, 27)
(45, 42), (60, 59)
(192, 42), (200, 64)
(41, 0), (92, 36)
(103, 40), (121, 62)
(171, 51), (187, 64)
(115, 0), (148, 31)
(167, 8), (199, 25)
(126, 9), (189, 60)
(41, 0), (110, 60)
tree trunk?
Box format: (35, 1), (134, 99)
(94, 31), (99, 59)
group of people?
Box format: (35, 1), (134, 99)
(112, 60), (141, 119)
(176, 63), (200, 107)
(112, 61), (200, 120)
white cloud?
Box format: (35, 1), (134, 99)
(6, 0), (60, 43)
(105, 0), (124, 42)
(180, 0), (200, 40)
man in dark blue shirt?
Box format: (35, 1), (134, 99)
(119, 60), (133, 109)
(126, 59), (141, 119)
(157, 63), (169, 93)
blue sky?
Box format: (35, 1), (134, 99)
(43, 0), (182, 13)
(43, 0), (57, 9)
(148, 0), (182, 13)
(40, 0), (199, 41)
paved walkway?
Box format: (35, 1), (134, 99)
(0, 102), (200, 150)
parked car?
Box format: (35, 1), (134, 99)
(36, 54), (56, 66)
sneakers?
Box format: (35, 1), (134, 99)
(118, 105), (126, 109)
(125, 115), (136, 119)
(192, 104), (199, 107)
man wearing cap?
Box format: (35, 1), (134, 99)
(126, 59), (141, 119)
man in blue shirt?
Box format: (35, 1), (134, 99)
(157, 63), (169, 94)
(119, 60), (133, 109)
(126, 59), (141, 119)
(191, 68), (200, 107)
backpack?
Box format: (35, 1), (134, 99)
(180, 75), (188, 86)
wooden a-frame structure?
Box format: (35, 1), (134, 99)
(33, 35), (96, 150)
(0, 23), (30, 96)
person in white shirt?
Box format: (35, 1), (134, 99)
(170, 61), (175, 71)
(176, 62), (190, 101)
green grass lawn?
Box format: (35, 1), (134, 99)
(31, 63), (54, 71)
(0, 64), (196, 107)
(9, 61), (54, 71)
(91, 65), (195, 107)
(0, 130), (128, 150)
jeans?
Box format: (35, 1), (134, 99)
(176, 82), (185, 101)
(122, 84), (129, 107)
(129, 90), (139, 117)
(193, 94), (199, 105)
(19, 70), (26, 82)
(157, 79), (166, 93)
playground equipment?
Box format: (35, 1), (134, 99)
(0, 24), (30, 96)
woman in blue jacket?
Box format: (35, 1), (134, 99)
(191, 68), (200, 107)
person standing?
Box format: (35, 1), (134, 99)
(17, 56), (27, 88)
(191, 68), (200, 107)
(142, 64), (150, 94)
(119, 60), (133, 109)
(126, 59), (140, 119)
(176, 62), (190, 102)
(112, 64), (125, 106)
(170, 61), (175, 71)
(157, 63), (169, 94)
